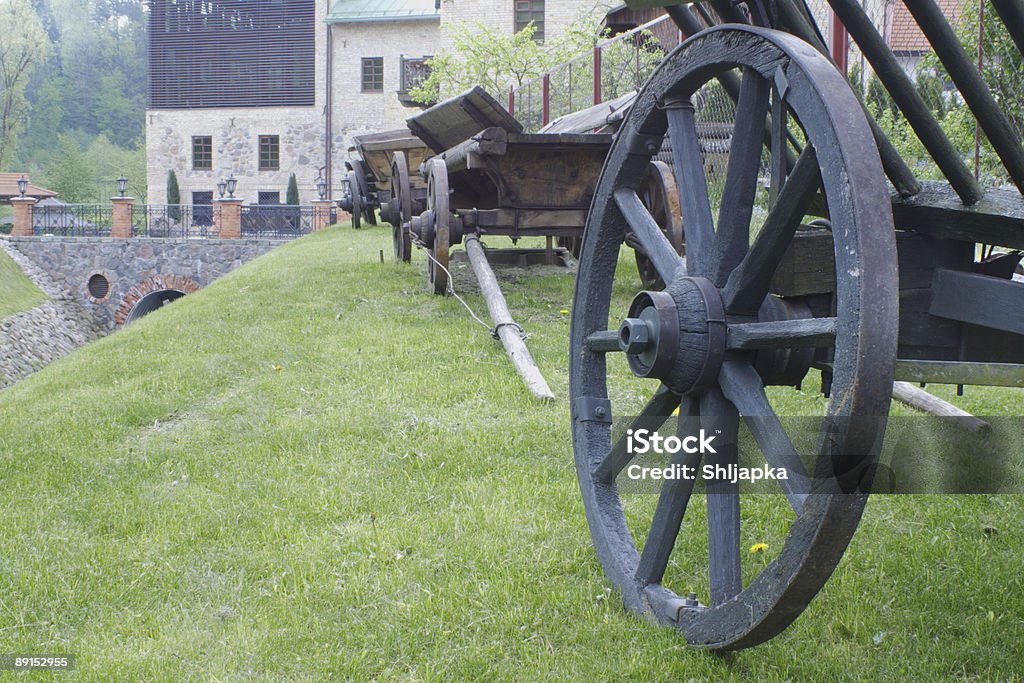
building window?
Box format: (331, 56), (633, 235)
(192, 136), (212, 170)
(361, 57), (384, 92)
(259, 135), (280, 171)
(515, 0), (544, 40)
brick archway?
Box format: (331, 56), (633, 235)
(114, 275), (202, 326)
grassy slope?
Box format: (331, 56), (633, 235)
(0, 246), (46, 319)
(0, 227), (1021, 681)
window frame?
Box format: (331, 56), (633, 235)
(258, 134), (280, 171)
(361, 57), (384, 93)
(192, 135), (213, 170)
(514, 0), (544, 40)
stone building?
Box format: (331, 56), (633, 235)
(145, 0), (626, 207)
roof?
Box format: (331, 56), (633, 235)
(888, 0), (963, 54)
(0, 173), (57, 203)
(327, 0), (439, 24)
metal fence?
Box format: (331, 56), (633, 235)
(132, 204), (219, 238)
(240, 205), (322, 239)
(32, 204), (113, 236)
(510, 14), (678, 131)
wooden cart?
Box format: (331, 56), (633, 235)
(342, 129), (430, 241)
(569, 0), (1024, 651)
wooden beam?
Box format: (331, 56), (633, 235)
(891, 382), (989, 433)
(464, 233), (555, 400)
(894, 359), (1024, 387)
(891, 181), (1024, 249)
(929, 268), (1024, 335)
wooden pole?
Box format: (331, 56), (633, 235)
(892, 381), (989, 433)
(464, 233), (555, 401)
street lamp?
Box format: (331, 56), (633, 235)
(17, 175), (27, 197)
(226, 173), (237, 199)
(117, 174), (128, 197)
(217, 177), (227, 199)
(316, 176), (327, 200)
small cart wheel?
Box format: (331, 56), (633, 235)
(391, 152), (413, 262)
(348, 170), (362, 229)
(350, 161), (377, 226)
(634, 160), (684, 289)
(570, 25), (898, 650)
(426, 158), (450, 296)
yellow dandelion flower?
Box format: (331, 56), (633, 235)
(559, 309), (569, 315)
(749, 543), (769, 554)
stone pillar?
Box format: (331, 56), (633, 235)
(110, 196), (135, 238)
(312, 199), (335, 232)
(10, 196), (36, 237)
(215, 198), (243, 239)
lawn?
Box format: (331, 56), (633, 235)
(0, 246), (46, 319)
(0, 226), (1020, 680)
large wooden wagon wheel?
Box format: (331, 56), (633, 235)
(425, 158), (450, 296)
(347, 170), (364, 229)
(390, 152), (413, 262)
(634, 160), (684, 289)
(569, 25), (898, 650)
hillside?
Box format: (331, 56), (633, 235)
(0, 246), (46, 318)
(0, 227), (1021, 680)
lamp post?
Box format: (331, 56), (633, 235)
(17, 175), (27, 197)
(316, 176), (327, 200)
(217, 177), (227, 199)
(116, 174), (128, 197)
(226, 173), (237, 199)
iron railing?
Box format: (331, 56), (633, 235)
(132, 204), (219, 238)
(32, 204), (113, 236)
(240, 205), (322, 238)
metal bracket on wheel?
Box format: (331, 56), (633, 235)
(573, 396), (612, 424)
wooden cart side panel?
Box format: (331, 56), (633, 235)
(406, 85), (523, 153)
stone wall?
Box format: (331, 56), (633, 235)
(0, 239), (104, 389)
(5, 237), (279, 329)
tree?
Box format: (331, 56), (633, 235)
(166, 169), (180, 220)
(286, 173), (300, 205)
(44, 133), (96, 201)
(0, 0), (51, 169)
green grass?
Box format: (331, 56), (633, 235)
(0, 246), (46, 319)
(0, 227), (1021, 680)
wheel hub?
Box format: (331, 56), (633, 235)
(619, 276), (727, 395)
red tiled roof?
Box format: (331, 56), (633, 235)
(0, 173), (58, 202)
(888, 0), (964, 53)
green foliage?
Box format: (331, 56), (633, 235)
(44, 134), (96, 202)
(166, 169), (180, 206)
(916, 71), (947, 118)
(286, 173), (300, 205)
(866, 73), (897, 119)
(0, 0), (50, 169)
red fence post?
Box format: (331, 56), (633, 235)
(542, 73), (550, 126)
(508, 85), (515, 116)
(593, 46), (602, 105)
(830, 10), (848, 75)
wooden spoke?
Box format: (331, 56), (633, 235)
(593, 384), (681, 484)
(721, 146), (820, 315)
(711, 69), (771, 286)
(701, 388), (742, 605)
(718, 361), (811, 513)
(635, 399), (701, 585)
(769, 85), (788, 206)
(666, 102), (715, 276)
(615, 189), (686, 286)
(727, 317), (837, 350)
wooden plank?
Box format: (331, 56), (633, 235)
(406, 86), (523, 154)
(540, 92), (637, 134)
(894, 359), (1024, 387)
(463, 233), (554, 400)
(891, 180), (1024, 248)
(770, 229), (835, 296)
(929, 268), (1024, 335)
(471, 208), (586, 231)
